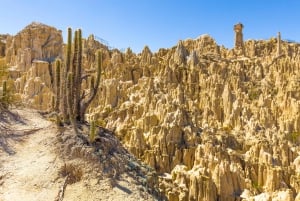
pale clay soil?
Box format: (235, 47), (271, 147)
(0, 108), (155, 201)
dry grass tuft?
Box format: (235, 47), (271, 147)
(59, 163), (83, 184)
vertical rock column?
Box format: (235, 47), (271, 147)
(234, 23), (245, 55)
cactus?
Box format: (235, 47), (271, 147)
(55, 27), (101, 128)
(74, 29), (82, 120)
(55, 59), (61, 112)
(51, 95), (55, 111)
(89, 120), (96, 143)
(2, 80), (7, 97)
(55, 114), (62, 127)
(60, 27), (72, 122)
(66, 72), (74, 120)
(67, 72), (78, 134)
(2, 80), (8, 109)
(79, 50), (102, 121)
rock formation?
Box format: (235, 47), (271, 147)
(90, 30), (300, 201)
(234, 23), (245, 56)
(234, 23), (244, 48)
(0, 34), (9, 57)
(2, 22), (63, 109)
(6, 22), (63, 71)
(2, 22), (300, 201)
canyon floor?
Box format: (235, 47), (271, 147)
(0, 108), (156, 201)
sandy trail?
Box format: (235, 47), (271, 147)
(0, 109), (61, 201)
(0, 109), (156, 201)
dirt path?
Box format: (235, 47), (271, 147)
(0, 109), (156, 201)
(0, 108), (61, 201)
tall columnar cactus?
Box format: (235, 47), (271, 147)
(2, 80), (8, 109)
(56, 27), (101, 126)
(60, 27), (72, 121)
(67, 72), (79, 133)
(74, 29), (82, 119)
(89, 120), (96, 143)
(55, 59), (61, 112)
(51, 95), (55, 111)
(79, 50), (102, 121)
(2, 80), (7, 98)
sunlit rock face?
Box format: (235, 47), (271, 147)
(4, 23), (300, 200)
(6, 22), (63, 71)
(3, 22), (63, 109)
(91, 34), (300, 201)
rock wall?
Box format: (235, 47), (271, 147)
(4, 22), (64, 110)
(6, 22), (63, 71)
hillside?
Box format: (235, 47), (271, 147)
(1, 22), (300, 200)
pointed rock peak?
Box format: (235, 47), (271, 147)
(125, 47), (135, 61)
(187, 50), (198, 66)
(126, 47), (133, 55)
(197, 34), (216, 45)
(6, 22), (63, 68)
(17, 22), (62, 38)
(24, 21), (56, 30)
(30, 21), (45, 26)
(142, 45), (152, 55)
(87, 34), (95, 43)
(174, 40), (188, 64)
(177, 40), (184, 46)
(176, 40), (187, 51)
(88, 34), (95, 40)
(111, 49), (123, 65)
(141, 45), (152, 65)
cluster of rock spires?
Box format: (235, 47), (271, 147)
(2, 22), (300, 201)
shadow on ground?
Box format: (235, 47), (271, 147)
(0, 110), (39, 155)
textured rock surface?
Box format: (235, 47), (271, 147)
(89, 34), (300, 201)
(3, 23), (300, 200)
(6, 22), (63, 70)
(3, 22), (63, 109)
(0, 34), (9, 57)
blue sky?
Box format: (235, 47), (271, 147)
(0, 0), (300, 53)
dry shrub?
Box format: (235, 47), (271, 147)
(59, 163), (83, 184)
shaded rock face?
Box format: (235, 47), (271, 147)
(0, 34), (9, 57)
(5, 23), (300, 200)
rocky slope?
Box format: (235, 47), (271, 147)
(2, 22), (300, 200)
(0, 108), (159, 201)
